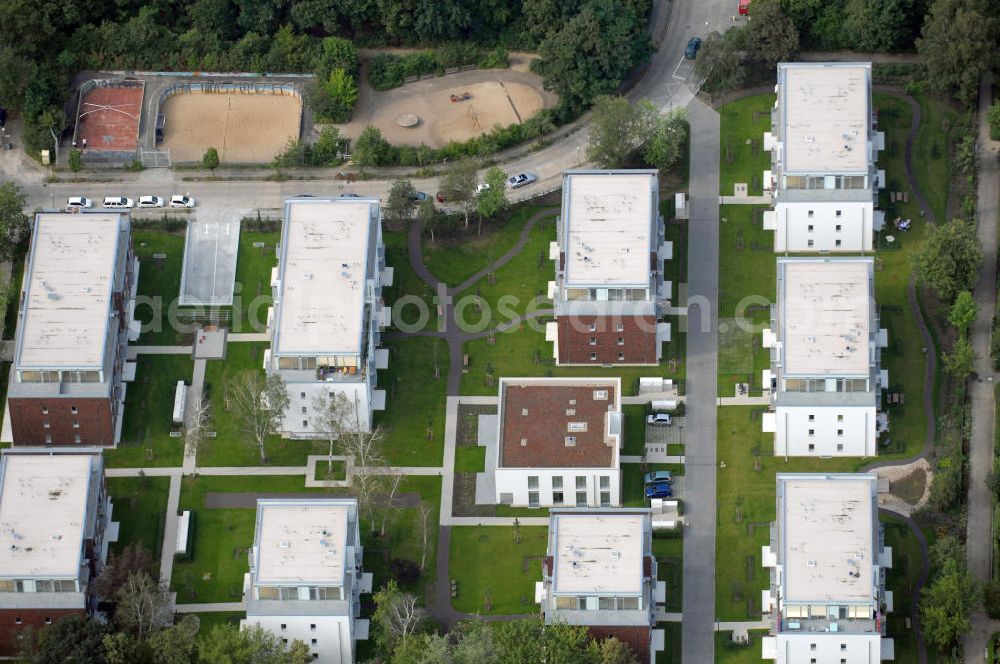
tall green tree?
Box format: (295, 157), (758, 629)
(0, 182), (29, 262)
(27, 615), (111, 664)
(943, 335), (976, 378)
(745, 0), (800, 68)
(695, 31), (745, 92)
(843, 0), (920, 52)
(912, 219), (983, 302)
(643, 108), (687, 173)
(386, 179), (418, 221)
(921, 547), (979, 651)
(441, 158), (478, 229)
(352, 125), (397, 169)
(917, 0), (999, 107)
(198, 624), (311, 663)
(587, 96), (659, 168)
(476, 166), (508, 229)
(202, 147), (220, 172)
(947, 290), (977, 334)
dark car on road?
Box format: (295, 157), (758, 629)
(645, 482), (674, 499)
(685, 37), (702, 60)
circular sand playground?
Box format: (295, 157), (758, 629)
(160, 91), (302, 163)
(343, 68), (556, 148)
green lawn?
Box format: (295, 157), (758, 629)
(653, 535), (683, 613)
(623, 405), (648, 456)
(192, 612), (243, 634)
(719, 94), (775, 196)
(172, 474), (442, 603)
(715, 407), (861, 622)
(313, 459), (347, 481)
(107, 354), (193, 468)
(656, 623), (682, 664)
(882, 514), (932, 664)
(423, 206), (554, 287)
(384, 228), (439, 333)
(454, 445), (486, 473)
(715, 631), (769, 663)
(230, 230), (279, 333)
(133, 231), (187, 345)
(911, 94), (963, 222)
(198, 342), (325, 466)
(107, 476), (171, 560)
(449, 525), (547, 615)
(374, 336), (449, 466)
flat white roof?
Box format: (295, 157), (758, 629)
(780, 64), (870, 174)
(780, 476), (875, 603)
(0, 455), (92, 578)
(782, 259), (871, 376)
(563, 173), (654, 288)
(274, 200), (374, 356)
(255, 500), (350, 585)
(550, 512), (643, 595)
(18, 214), (122, 369)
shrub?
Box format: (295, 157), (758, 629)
(309, 68), (358, 123)
(389, 558), (421, 585)
(478, 48), (510, 69)
(985, 580), (1000, 619)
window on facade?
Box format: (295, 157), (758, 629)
(593, 390), (608, 400)
(836, 210), (842, 217)
(618, 353), (625, 361)
(837, 414), (844, 422)
(528, 476), (539, 489)
(553, 491), (564, 504)
(41, 406), (48, 415)
(617, 337), (624, 345)
(310, 624), (316, 631)
(568, 422), (587, 433)
(72, 420), (79, 429)
(529, 491), (540, 507)
(576, 491), (587, 506)
(71, 406), (78, 414)
(808, 414), (814, 421)
(73, 435), (81, 444)
(807, 224), (814, 232)
(302, 420), (308, 428)
(808, 444), (815, 452)
(835, 224), (842, 232)
(589, 353), (597, 361)
(552, 476), (563, 489)
(44, 617), (51, 625)
(835, 240), (842, 247)
(556, 596), (576, 609)
(311, 639), (317, 645)
(14, 617), (20, 624)
(837, 429), (843, 436)
(807, 240), (814, 247)
(300, 392), (306, 398)
(589, 337), (597, 346)
(808, 429), (814, 436)
(837, 444), (844, 452)
(588, 323), (597, 332)
(301, 406), (307, 414)
(576, 476), (587, 489)
(599, 597), (616, 610)
(280, 624), (287, 630)
(44, 435), (51, 444)
(600, 476), (610, 490)
(616, 322), (624, 332)
(807, 210), (814, 217)
(811, 644), (817, 651)
(42, 421), (50, 429)
(600, 491), (611, 507)
(565, 436), (576, 446)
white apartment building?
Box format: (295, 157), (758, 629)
(546, 170), (671, 366)
(536, 509), (665, 662)
(762, 258), (888, 457)
(242, 498), (372, 663)
(763, 62), (885, 252)
(488, 378), (622, 508)
(265, 198), (392, 437)
(761, 474), (894, 662)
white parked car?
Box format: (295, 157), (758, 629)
(506, 173), (537, 189)
(475, 183), (490, 194)
(66, 196), (93, 209)
(169, 194), (196, 208)
(137, 195), (165, 208)
(102, 196), (135, 209)
(647, 413), (672, 426)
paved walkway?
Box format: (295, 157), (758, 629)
(159, 474), (182, 584)
(182, 358), (207, 475)
(718, 195), (771, 205)
(717, 395), (770, 406)
(681, 96), (722, 663)
(965, 74), (1000, 662)
(127, 345), (192, 358)
(227, 333), (268, 342)
(175, 602), (245, 613)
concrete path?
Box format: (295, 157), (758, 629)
(159, 474), (182, 584)
(227, 333), (268, 342)
(681, 96), (722, 663)
(175, 602), (245, 613)
(717, 395), (770, 406)
(964, 74), (1000, 662)
(127, 345), (192, 358)
(182, 358), (206, 475)
(620, 455), (685, 465)
(718, 195), (771, 205)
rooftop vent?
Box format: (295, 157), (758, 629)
(279, 540), (290, 549)
(610, 550), (621, 559)
(520, 438), (528, 447)
(807, 560), (817, 567)
(565, 436), (576, 447)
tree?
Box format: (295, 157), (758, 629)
(113, 572), (174, 642)
(389, 558), (421, 584)
(491, 618), (599, 664)
(597, 637), (639, 664)
(417, 198), (441, 242)
(391, 633), (453, 664)
(310, 390), (354, 471)
(694, 31), (745, 92)
(745, 0), (800, 68)
(339, 429), (387, 531)
(476, 166), (508, 230)
(68, 148), (82, 173)
(643, 108), (687, 173)
(943, 335), (975, 378)
(948, 290), (977, 334)
(912, 219), (983, 303)
(441, 158), (478, 229)
(102, 631), (141, 664)
(310, 126), (344, 166)
(954, 133), (976, 180)
(417, 501), (432, 570)
(202, 146), (220, 172)
(184, 393), (211, 470)
(95, 542), (155, 600)
(536, 0), (650, 111)
(917, 0), (999, 107)
(309, 68), (359, 123)
(450, 619), (497, 664)
(372, 580), (428, 656)
(146, 615), (199, 664)
(386, 179), (418, 222)
(921, 555), (979, 651)
(587, 96), (659, 168)
(316, 36), (359, 78)
(28, 615), (110, 664)
(990, 102), (1000, 141)
(198, 624), (311, 663)
(0, 181), (29, 262)
(984, 580), (1000, 619)
(843, 0), (920, 52)
(228, 370), (289, 463)
(353, 125), (396, 169)
(379, 469), (405, 536)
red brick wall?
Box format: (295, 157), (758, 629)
(587, 625), (651, 662)
(557, 315), (657, 365)
(0, 608), (85, 655)
(8, 397), (114, 446)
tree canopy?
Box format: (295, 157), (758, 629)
(912, 219), (983, 303)
(917, 0), (999, 107)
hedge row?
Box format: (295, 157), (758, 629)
(368, 45), (509, 91)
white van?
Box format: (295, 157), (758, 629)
(103, 196), (135, 209)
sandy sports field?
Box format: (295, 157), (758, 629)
(343, 68), (556, 148)
(160, 91), (301, 163)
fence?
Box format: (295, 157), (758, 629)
(139, 148), (171, 168)
(155, 80), (303, 119)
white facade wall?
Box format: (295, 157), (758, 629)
(774, 406), (877, 457)
(773, 201), (874, 252)
(279, 382), (373, 438)
(244, 614), (353, 664)
(494, 467), (621, 508)
(765, 633), (882, 663)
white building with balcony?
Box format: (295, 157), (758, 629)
(242, 498), (372, 663)
(265, 198), (392, 437)
(762, 62), (885, 252)
(536, 509), (665, 662)
(761, 474), (894, 662)
(485, 377), (622, 508)
(762, 258), (888, 457)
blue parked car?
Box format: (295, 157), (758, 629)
(685, 37), (702, 60)
(645, 482), (674, 499)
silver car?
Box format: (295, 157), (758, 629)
(506, 173), (537, 189)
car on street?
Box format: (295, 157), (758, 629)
(738, 0), (751, 15)
(506, 173), (536, 189)
(410, 191), (430, 202)
(643, 470), (673, 485)
(645, 482), (674, 499)
(137, 195), (165, 208)
(685, 37), (702, 60)
(102, 196), (135, 209)
(647, 413), (672, 426)
(66, 196), (93, 209)
(169, 195), (196, 208)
